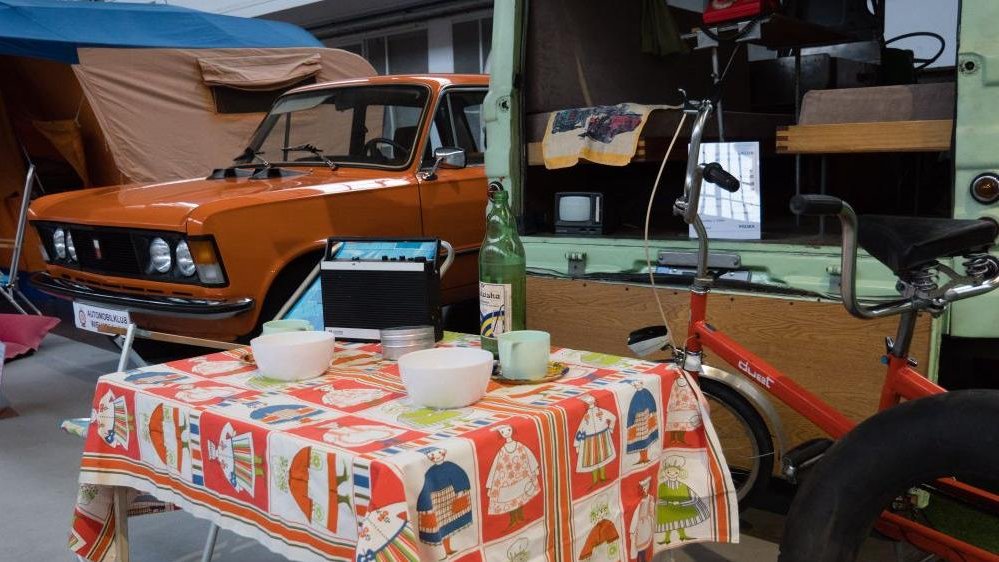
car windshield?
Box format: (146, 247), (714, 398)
(243, 85), (431, 169)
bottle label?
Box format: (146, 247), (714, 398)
(479, 282), (512, 339)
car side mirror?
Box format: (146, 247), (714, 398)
(419, 147), (466, 180)
(436, 147), (466, 169)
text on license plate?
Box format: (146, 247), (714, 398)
(73, 302), (131, 334)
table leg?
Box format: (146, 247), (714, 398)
(200, 523), (220, 562)
(113, 487), (130, 562)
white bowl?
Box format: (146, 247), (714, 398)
(250, 331), (335, 381)
(397, 347), (494, 409)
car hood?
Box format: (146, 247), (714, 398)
(29, 167), (409, 231)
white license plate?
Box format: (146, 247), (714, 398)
(73, 301), (131, 334)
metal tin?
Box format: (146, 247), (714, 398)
(380, 325), (436, 360)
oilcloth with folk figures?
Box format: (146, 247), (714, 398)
(71, 333), (737, 562)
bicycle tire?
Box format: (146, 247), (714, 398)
(700, 377), (775, 507)
(779, 390), (999, 562)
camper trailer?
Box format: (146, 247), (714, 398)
(0, 1), (373, 273)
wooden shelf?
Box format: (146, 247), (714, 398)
(776, 120), (953, 154)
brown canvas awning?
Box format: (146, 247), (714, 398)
(32, 118), (89, 186)
(73, 47), (376, 182)
(198, 52), (323, 91)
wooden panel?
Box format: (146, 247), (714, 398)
(526, 141), (544, 166)
(775, 120), (952, 154)
(526, 276), (932, 448)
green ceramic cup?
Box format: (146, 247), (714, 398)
(498, 330), (550, 380)
(261, 319), (313, 335)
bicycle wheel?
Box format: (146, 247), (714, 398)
(699, 377), (775, 507)
(779, 390), (999, 562)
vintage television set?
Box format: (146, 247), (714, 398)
(554, 192), (609, 235)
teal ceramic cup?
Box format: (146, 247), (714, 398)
(261, 319), (313, 335)
(498, 330), (550, 380)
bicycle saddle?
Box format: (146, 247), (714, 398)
(859, 215), (998, 274)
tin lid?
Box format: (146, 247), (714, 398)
(380, 325), (436, 345)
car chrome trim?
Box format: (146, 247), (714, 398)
(31, 272), (253, 319)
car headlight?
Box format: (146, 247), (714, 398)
(149, 237), (172, 273)
(65, 230), (77, 262)
(175, 240), (196, 277)
(53, 228), (66, 260)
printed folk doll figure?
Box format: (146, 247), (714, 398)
(665, 376), (701, 445)
(355, 502), (420, 562)
(656, 456), (709, 545)
(580, 499), (622, 562)
(173, 384), (238, 404)
(93, 391), (130, 449)
(485, 424), (541, 528)
(574, 394), (617, 486)
(417, 447), (473, 559)
(625, 380), (659, 464)
(188, 355), (246, 376)
(321, 422), (404, 448)
(506, 537), (531, 562)
(628, 477), (655, 562)
(208, 422), (262, 496)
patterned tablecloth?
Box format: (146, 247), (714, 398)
(71, 333), (737, 562)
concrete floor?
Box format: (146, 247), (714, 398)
(0, 323), (912, 561)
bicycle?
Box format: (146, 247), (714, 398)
(631, 98), (999, 561)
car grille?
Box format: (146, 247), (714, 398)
(70, 229), (143, 276)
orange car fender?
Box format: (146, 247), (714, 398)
(186, 181), (424, 326)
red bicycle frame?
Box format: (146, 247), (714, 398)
(684, 287), (999, 562)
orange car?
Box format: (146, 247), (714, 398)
(28, 75), (489, 341)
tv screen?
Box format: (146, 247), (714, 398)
(559, 195), (592, 222)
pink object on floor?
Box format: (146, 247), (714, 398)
(0, 314), (60, 359)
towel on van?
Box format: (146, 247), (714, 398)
(542, 103), (664, 169)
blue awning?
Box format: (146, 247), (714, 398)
(0, 0), (321, 64)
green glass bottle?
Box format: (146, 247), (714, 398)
(479, 186), (526, 355)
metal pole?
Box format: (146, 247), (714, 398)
(7, 165), (35, 288)
(273, 262), (321, 322)
(711, 47), (725, 142)
(892, 311), (919, 359)
(793, 48), (802, 228)
(200, 523), (220, 562)
(117, 323), (138, 373)
(0, 287), (27, 315)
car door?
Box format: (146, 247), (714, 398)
(416, 87), (489, 302)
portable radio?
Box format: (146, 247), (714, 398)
(319, 238), (453, 341)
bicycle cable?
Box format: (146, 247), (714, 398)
(643, 111), (689, 352)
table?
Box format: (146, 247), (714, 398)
(70, 333), (738, 562)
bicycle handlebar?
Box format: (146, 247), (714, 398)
(789, 194), (843, 216)
(675, 100), (742, 281)
(788, 195), (999, 320)
(703, 162), (740, 192)
(682, 102), (715, 226)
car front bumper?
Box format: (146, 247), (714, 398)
(31, 272), (254, 319)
